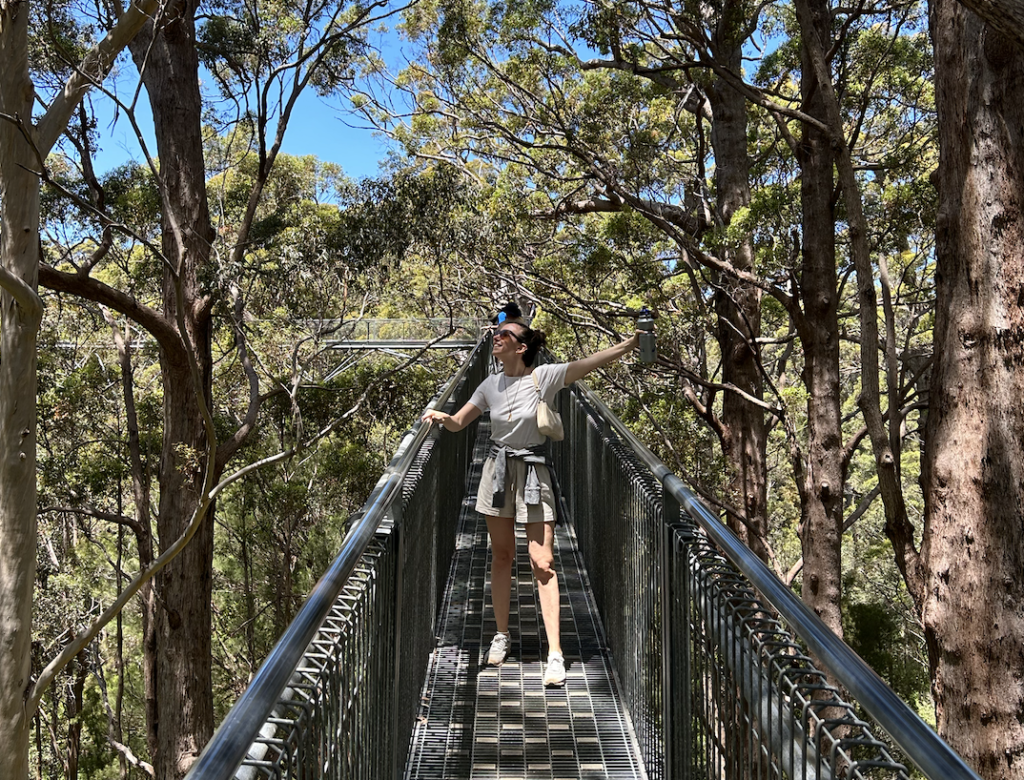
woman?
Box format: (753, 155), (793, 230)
(422, 318), (640, 687)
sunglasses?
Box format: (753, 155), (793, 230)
(493, 328), (524, 343)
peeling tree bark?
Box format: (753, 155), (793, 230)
(923, 3), (1024, 777)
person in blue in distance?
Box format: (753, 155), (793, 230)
(422, 306), (640, 686)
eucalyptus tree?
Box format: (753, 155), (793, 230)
(689, 0), (937, 642)
(372, 0), (780, 562)
(910, 4), (1024, 776)
(27, 0), (417, 775)
(0, 1), (159, 774)
(36, 146), (481, 776)
(570, 0), (773, 560)
(369, 0), (937, 633)
(769, 5), (1024, 773)
(952, 0), (1024, 47)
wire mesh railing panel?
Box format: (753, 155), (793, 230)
(551, 379), (975, 780)
(236, 536), (401, 780)
(550, 388), (665, 778)
(189, 343), (488, 780)
(393, 404), (482, 757)
(671, 521), (919, 780)
(195, 341), (979, 780)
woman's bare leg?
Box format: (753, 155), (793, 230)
(486, 516), (516, 633)
(526, 521), (561, 656)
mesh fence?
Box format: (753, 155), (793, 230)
(197, 346), (975, 780)
(200, 344), (488, 780)
(552, 383), (915, 780)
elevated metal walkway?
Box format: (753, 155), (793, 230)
(187, 339), (982, 780)
(406, 420), (645, 780)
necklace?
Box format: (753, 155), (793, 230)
(502, 373), (524, 421)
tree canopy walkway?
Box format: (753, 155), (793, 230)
(186, 339), (980, 780)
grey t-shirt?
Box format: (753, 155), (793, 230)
(469, 363), (569, 448)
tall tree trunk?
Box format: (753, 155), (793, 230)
(709, 20), (769, 561)
(130, 1), (217, 776)
(111, 311), (161, 776)
(922, 3), (1024, 777)
(1, 2), (155, 773)
(795, 0), (845, 637)
(953, 0), (1024, 49)
(0, 2), (43, 775)
(66, 650), (88, 780)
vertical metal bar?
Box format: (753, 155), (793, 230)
(679, 528), (693, 780)
(389, 506), (405, 780)
(660, 492), (680, 780)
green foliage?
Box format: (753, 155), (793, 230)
(843, 502), (933, 715)
(199, 0), (372, 101)
(845, 599), (931, 710)
(28, 0), (947, 765)
(36, 124), (485, 772)
(103, 164), (163, 231)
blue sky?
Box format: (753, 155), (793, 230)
(88, 21), (409, 183)
(279, 96), (395, 180)
(90, 87), (395, 182)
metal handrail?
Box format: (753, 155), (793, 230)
(186, 338), (488, 780)
(572, 381), (981, 780)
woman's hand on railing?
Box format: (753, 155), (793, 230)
(422, 402), (482, 433)
(421, 409), (450, 428)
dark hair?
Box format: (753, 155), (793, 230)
(491, 301), (523, 325)
(514, 325), (546, 367)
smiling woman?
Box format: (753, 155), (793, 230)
(422, 307), (642, 688)
(492, 327), (524, 343)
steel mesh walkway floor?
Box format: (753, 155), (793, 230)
(406, 420), (647, 780)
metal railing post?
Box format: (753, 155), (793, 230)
(661, 492), (681, 780)
(677, 524), (694, 780)
(388, 504), (405, 780)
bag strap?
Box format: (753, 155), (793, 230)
(531, 371), (542, 398)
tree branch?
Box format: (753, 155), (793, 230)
(0, 264), (43, 324)
(785, 484), (883, 584)
(39, 506), (145, 538)
(215, 285), (265, 465)
(29, 483), (215, 712)
(39, 265), (183, 361)
(36, 0), (164, 155)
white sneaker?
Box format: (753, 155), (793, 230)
(487, 632), (510, 666)
(543, 652), (566, 687)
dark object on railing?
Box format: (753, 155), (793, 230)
(637, 307), (656, 364)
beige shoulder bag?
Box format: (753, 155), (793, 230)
(532, 372), (564, 441)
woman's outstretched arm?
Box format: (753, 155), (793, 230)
(564, 333), (641, 385)
(422, 402), (483, 432)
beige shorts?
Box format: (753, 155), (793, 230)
(475, 457), (557, 524)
